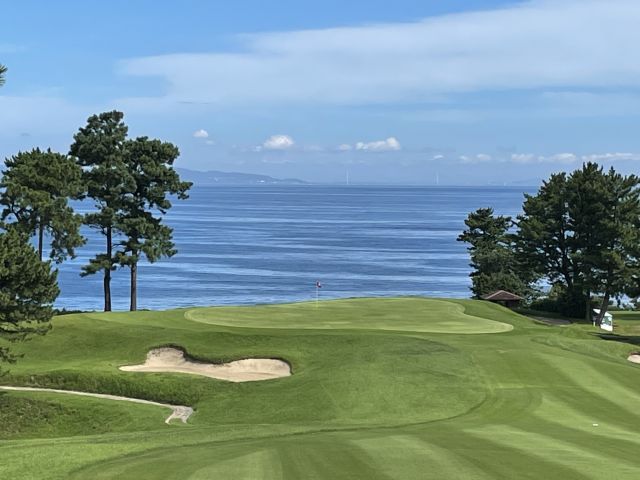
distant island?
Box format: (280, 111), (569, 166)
(176, 168), (308, 186)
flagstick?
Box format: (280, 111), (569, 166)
(316, 284), (319, 307)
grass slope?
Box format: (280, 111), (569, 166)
(0, 297), (639, 479)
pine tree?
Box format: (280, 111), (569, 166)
(1, 148), (85, 262)
(0, 228), (59, 365)
(457, 208), (531, 298)
(516, 162), (640, 320)
(569, 165), (640, 323)
(117, 137), (191, 311)
(515, 173), (585, 317)
(69, 111), (133, 312)
(0, 63), (58, 366)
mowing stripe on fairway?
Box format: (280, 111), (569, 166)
(5, 298), (640, 479)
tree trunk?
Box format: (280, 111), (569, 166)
(585, 289), (591, 323)
(595, 291), (610, 326)
(104, 226), (112, 312)
(37, 222), (44, 261)
(559, 229), (573, 291)
(130, 260), (137, 312)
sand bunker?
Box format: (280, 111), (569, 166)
(120, 348), (291, 383)
(627, 354), (640, 364)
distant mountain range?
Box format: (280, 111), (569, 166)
(177, 168), (308, 186)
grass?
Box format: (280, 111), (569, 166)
(185, 297), (514, 333)
(0, 391), (167, 439)
(0, 297), (639, 479)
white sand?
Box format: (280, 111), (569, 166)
(627, 354), (640, 364)
(119, 347), (291, 382)
(0, 385), (192, 424)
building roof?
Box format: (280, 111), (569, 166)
(481, 290), (523, 301)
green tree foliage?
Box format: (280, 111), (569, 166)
(116, 137), (191, 311)
(568, 165), (640, 323)
(0, 63), (58, 366)
(0, 228), (59, 365)
(516, 162), (640, 320)
(517, 173), (574, 286)
(69, 111), (132, 312)
(457, 208), (531, 298)
(0, 148), (85, 262)
(515, 173), (585, 317)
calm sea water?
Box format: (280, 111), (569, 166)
(55, 185), (532, 311)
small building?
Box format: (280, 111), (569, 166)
(481, 290), (523, 309)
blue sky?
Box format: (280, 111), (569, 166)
(2, 0), (640, 184)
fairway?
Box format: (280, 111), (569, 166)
(1, 297), (639, 479)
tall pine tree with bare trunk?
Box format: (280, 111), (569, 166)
(117, 137), (191, 311)
(70, 111), (132, 312)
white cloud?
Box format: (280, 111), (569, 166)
(337, 144), (353, 151)
(510, 153), (537, 163)
(456, 151), (586, 165)
(205, 139), (215, 145)
(355, 137), (401, 152)
(581, 152), (640, 162)
(119, 1), (640, 107)
(459, 153), (492, 163)
(262, 134), (295, 150)
(462, 151), (640, 165)
(193, 129), (209, 138)
(547, 153), (578, 164)
(509, 153), (577, 164)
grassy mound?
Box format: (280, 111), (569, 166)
(0, 298), (639, 479)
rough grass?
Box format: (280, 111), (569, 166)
(0, 297), (639, 479)
(0, 391), (167, 439)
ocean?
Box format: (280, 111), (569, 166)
(55, 185), (532, 311)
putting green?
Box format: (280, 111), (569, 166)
(185, 297), (514, 334)
(2, 297), (640, 479)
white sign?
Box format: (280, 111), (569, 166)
(593, 309), (613, 332)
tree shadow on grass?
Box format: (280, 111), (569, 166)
(592, 332), (640, 348)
